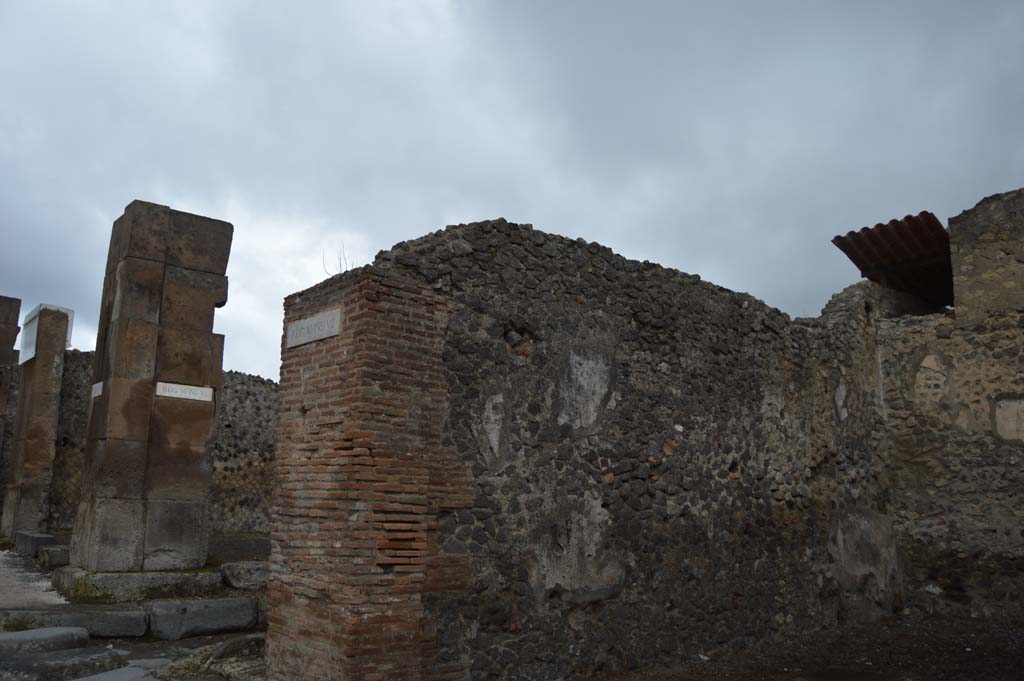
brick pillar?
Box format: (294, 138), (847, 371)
(950, 187), (1024, 326)
(1, 306), (70, 536)
(71, 200), (232, 571)
(0, 295), (22, 512)
(266, 271), (472, 681)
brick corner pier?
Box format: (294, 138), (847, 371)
(267, 269), (473, 680)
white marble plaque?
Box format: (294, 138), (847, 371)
(91, 382), (103, 399)
(287, 308), (342, 348)
(156, 382), (213, 402)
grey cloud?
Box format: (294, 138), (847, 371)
(1, 1), (1022, 379)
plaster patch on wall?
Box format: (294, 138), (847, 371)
(914, 354), (949, 407)
(828, 506), (902, 617)
(529, 490), (624, 605)
(557, 351), (611, 430)
(834, 379), (849, 422)
(474, 392), (507, 467)
(993, 397), (1024, 442)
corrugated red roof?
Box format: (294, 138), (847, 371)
(832, 211), (953, 307)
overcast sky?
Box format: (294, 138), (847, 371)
(1, 1), (1022, 380)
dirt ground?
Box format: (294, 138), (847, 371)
(611, 614), (1023, 681)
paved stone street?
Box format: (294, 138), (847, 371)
(0, 548), (65, 609)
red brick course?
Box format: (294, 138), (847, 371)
(267, 271), (472, 680)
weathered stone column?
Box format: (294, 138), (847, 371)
(950, 188), (1024, 326)
(71, 200), (232, 572)
(0, 296), (22, 524)
(1, 305), (71, 536)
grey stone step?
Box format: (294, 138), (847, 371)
(0, 607), (148, 638)
(0, 646), (126, 681)
(69, 667), (156, 681)
(53, 567), (223, 604)
(219, 561), (268, 590)
(13, 533), (57, 558)
(38, 545), (70, 569)
(143, 597), (258, 641)
(0, 626), (88, 655)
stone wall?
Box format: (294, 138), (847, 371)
(267, 221), (914, 680)
(949, 188), (1024, 326)
(376, 221), (904, 679)
(210, 370), (278, 538)
(268, 193), (1022, 679)
(877, 306), (1023, 619)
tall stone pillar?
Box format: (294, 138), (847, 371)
(71, 200), (232, 572)
(1, 305), (71, 536)
(0, 296), (22, 522)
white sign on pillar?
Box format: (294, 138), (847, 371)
(286, 308), (342, 348)
(155, 382), (214, 402)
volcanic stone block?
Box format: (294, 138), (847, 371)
(107, 201), (233, 276)
(110, 257), (165, 324)
(0, 626), (88, 654)
(32, 309), (73, 356)
(105, 319), (158, 380)
(220, 561), (269, 590)
(155, 327), (219, 387)
(144, 597), (257, 640)
(143, 499), (209, 570)
(72, 497), (146, 572)
(144, 441), (210, 501)
(0, 607), (148, 638)
(84, 439), (148, 500)
(0, 297), (18, 367)
(0, 646), (127, 679)
(6, 489), (44, 535)
(950, 188), (1024, 326)
(87, 379), (154, 443)
(149, 396), (216, 450)
(39, 543), (70, 567)
(0, 296), (20, 327)
(160, 267), (228, 333)
(17, 391), (61, 441)
(13, 530), (57, 558)
(54, 566), (223, 603)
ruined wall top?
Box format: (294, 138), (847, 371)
(949, 187), (1024, 326)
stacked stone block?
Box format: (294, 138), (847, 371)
(266, 271), (472, 681)
(950, 187), (1024, 326)
(0, 296), (21, 506)
(0, 306), (70, 536)
(72, 200), (232, 571)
